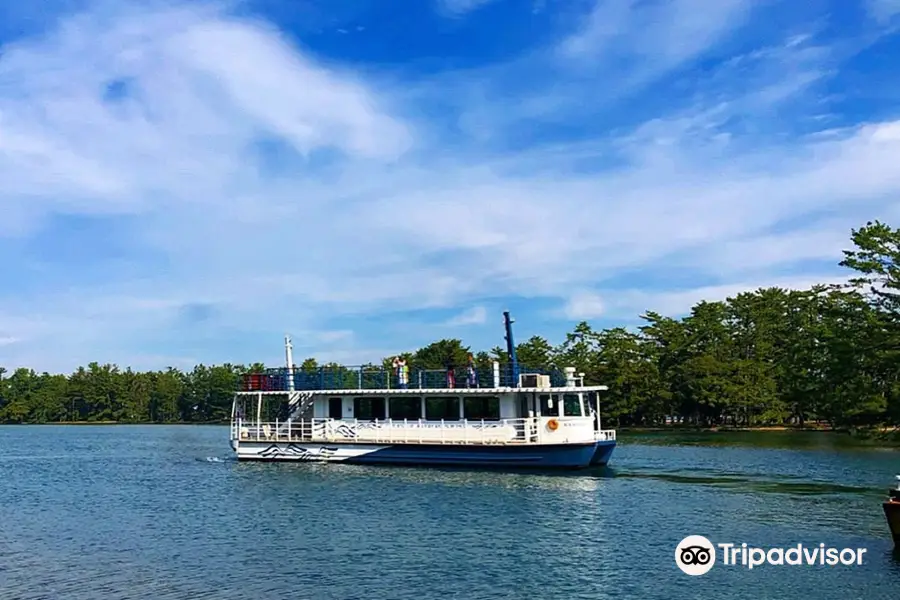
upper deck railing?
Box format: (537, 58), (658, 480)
(238, 363), (568, 392)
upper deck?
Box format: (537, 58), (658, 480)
(237, 362), (580, 394)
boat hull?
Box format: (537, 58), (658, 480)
(233, 439), (616, 469)
(885, 498), (900, 546)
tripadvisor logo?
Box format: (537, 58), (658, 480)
(674, 536), (867, 575)
(676, 536), (716, 575)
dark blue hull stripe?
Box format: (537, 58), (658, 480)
(343, 441), (617, 469)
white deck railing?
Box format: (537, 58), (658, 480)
(232, 417), (616, 446)
(594, 429), (616, 442)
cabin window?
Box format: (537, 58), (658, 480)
(563, 394), (582, 417)
(539, 394), (559, 417)
(517, 393), (530, 417)
(354, 397), (386, 420)
(389, 397), (421, 421)
(425, 397), (459, 420)
(464, 396), (500, 421)
(328, 397), (343, 420)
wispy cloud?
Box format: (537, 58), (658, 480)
(597, 275), (854, 320)
(0, 0), (897, 371)
(288, 329), (355, 347)
(562, 294), (605, 320)
(557, 0), (753, 78)
(868, 0), (900, 22)
(435, 0), (497, 17)
(442, 1), (814, 148)
(445, 306), (487, 326)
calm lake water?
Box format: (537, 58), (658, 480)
(0, 426), (898, 599)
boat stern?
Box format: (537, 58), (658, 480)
(885, 477), (900, 546)
(589, 439), (617, 466)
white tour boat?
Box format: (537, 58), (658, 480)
(229, 312), (617, 469)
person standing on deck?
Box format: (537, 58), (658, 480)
(466, 353), (477, 388)
(393, 357), (409, 389)
(446, 360), (456, 388)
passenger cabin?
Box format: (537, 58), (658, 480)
(307, 390), (595, 422)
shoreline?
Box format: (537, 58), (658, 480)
(619, 424), (900, 443)
(619, 425), (831, 433)
(621, 424), (900, 433)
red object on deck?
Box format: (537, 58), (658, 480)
(243, 374), (263, 391)
(241, 372), (285, 392)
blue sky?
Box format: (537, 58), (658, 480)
(1, 0), (900, 373)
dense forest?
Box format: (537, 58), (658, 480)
(3, 220), (900, 431)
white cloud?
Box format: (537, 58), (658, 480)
(436, 0), (497, 17)
(311, 330), (355, 344)
(0, 2), (411, 232)
(558, 0), (752, 77)
(665, 220), (857, 277)
(0, 0), (897, 372)
(869, 0), (900, 22)
(313, 348), (404, 366)
(562, 293), (605, 320)
(445, 306), (487, 326)
(444, 4), (824, 154)
(601, 275), (853, 319)
(172, 20), (412, 160)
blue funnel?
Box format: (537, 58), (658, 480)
(503, 311), (519, 387)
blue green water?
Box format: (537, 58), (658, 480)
(1, 426), (898, 599)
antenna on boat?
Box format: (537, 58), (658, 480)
(284, 334), (295, 392)
(503, 311), (520, 387)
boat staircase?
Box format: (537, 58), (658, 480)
(275, 391), (315, 436)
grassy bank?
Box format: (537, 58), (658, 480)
(618, 424), (900, 446)
(618, 424), (831, 433)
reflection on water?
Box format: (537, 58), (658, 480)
(617, 470), (877, 496)
(1, 425), (899, 600)
(236, 460), (616, 492)
(622, 429), (900, 452)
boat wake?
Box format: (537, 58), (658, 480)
(619, 469), (874, 495)
(198, 456), (228, 463)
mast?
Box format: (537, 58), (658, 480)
(285, 334), (295, 392)
(503, 311), (519, 387)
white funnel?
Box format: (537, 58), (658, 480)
(285, 335), (295, 392)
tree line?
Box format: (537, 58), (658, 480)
(2, 220), (900, 430)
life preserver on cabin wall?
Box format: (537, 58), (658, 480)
(547, 418), (559, 431)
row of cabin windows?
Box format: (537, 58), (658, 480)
(541, 394), (583, 417)
(519, 394), (584, 418)
(328, 393), (586, 421)
(332, 396), (502, 421)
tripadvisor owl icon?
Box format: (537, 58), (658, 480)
(675, 535), (716, 575)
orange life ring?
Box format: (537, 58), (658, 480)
(547, 418), (559, 431)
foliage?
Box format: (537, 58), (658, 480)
(3, 221), (900, 428)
